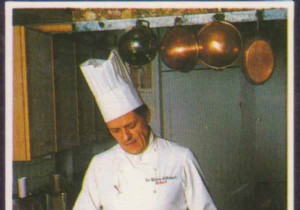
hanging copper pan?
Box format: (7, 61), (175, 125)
(196, 19), (242, 70)
(242, 11), (275, 85)
(160, 19), (198, 72)
(242, 37), (274, 85)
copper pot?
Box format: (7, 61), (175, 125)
(118, 20), (159, 66)
(196, 20), (242, 70)
(242, 36), (274, 84)
(242, 10), (275, 85)
(160, 26), (198, 72)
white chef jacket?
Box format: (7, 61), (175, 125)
(73, 133), (217, 210)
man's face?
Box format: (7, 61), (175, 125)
(107, 111), (150, 155)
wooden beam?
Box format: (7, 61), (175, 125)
(27, 24), (73, 34)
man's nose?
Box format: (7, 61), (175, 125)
(121, 128), (131, 141)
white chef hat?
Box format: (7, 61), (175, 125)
(80, 50), (144, 122)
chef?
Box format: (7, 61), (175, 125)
(73, 50), (217, 210)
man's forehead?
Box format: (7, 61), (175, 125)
(106, 111), (138, 129)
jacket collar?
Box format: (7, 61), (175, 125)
(115, 131), (157, 163)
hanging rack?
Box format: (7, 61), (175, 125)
(74, 8), (287, 33)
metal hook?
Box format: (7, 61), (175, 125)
(98, 21), (105, 28)
(136, 19), (150, 28)
(213, 13), (225, 22)
(255, 10), (264, 31)
(174, 17), (184, 26)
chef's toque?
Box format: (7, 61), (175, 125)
(80, 50), (143, 123)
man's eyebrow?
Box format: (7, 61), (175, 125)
(125, 121), (136, 128)
(108, 127), (119, 131)
(108, 120), (136, 130)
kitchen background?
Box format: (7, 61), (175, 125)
(11, 5), (289, 210)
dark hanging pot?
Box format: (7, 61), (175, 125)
(242, 10), (275, 85)
(196, 14), (242, 70)
(118, 20), (159, 66)
(160, 18), (198, 72)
